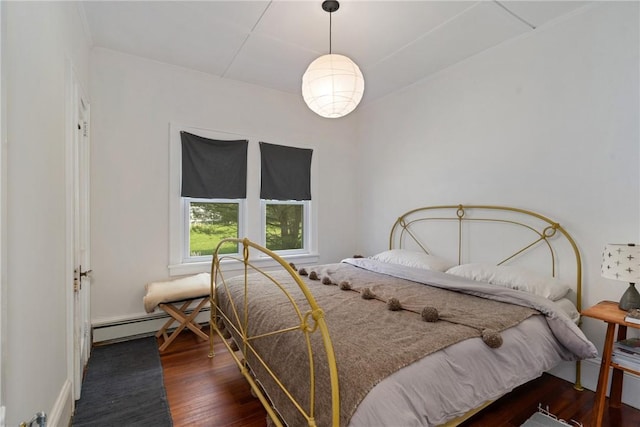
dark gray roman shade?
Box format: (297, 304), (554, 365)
(260, 142), (313, 201)
(181, 131), (248, 198)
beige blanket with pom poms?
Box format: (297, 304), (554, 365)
(216, 262), (539, 427)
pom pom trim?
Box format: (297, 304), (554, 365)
(421, 306), (439, 322)
(387, 297), (402, 311)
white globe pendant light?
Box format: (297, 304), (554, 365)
(302, 1), (364, 118)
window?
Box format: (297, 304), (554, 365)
(262, 200), (311, 253)
(185, 198), (243, 261)
(169, 124), (318, 276)
(169, 125), (249, 274)
(260, 142), (312, 255)
(179, 130), (247, 262)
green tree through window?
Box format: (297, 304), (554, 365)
(265, 204), (303, 250)
(189, 201), (239, 255)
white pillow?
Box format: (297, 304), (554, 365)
(554, 298), (581, 324)
(445, 263), (571, 301)
(370, 249), (455, 272)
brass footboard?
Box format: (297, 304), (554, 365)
(208, 238), (339, 427)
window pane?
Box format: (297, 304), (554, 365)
(189, 202), (238, 255)
(265, 204), (303, 250)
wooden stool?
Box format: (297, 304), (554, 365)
(143, 272), (211, 352)
(157, 296), (209, 352)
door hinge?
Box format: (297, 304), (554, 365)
(74, 265), (92, 292)
(73, 268), (79, 292)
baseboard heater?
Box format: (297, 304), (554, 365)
(93, 306), (211, 329)
(92, 306), (211, 343)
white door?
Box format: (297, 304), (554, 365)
(69, 65), (91, 401)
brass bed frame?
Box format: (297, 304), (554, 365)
(209, 204), (584, 427)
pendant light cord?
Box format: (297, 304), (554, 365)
(329, 11), (332, 54)
(322, 0), (339, 54)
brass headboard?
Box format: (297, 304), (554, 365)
(389, 204), (582, 310)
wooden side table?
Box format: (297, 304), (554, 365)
(581, 300), (640, 427)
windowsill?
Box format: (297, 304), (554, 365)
(168, 252), (320, 277)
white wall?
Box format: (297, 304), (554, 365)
(355, 1), (639, 399)
(4, 2), (90, 426)
(89, 49), (359, 330)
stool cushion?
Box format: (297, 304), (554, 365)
(143, 272), (210, 313)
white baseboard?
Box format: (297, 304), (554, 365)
(549, 358), (640, 410)
(92, 311), (210, 343)
(49, 379), (72, 427)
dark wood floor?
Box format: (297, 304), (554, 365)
(159, 330), (640, 427)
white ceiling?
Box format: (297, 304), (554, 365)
(81, 1), (588, 105)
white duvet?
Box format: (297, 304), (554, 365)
(341, 258), (597, 426)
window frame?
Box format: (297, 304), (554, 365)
(260, 199), (311, 256)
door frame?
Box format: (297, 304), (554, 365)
(0, 0), (7, 422)
(65, 59), (91, 403)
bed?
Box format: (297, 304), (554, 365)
(208, 204), (597, 427)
